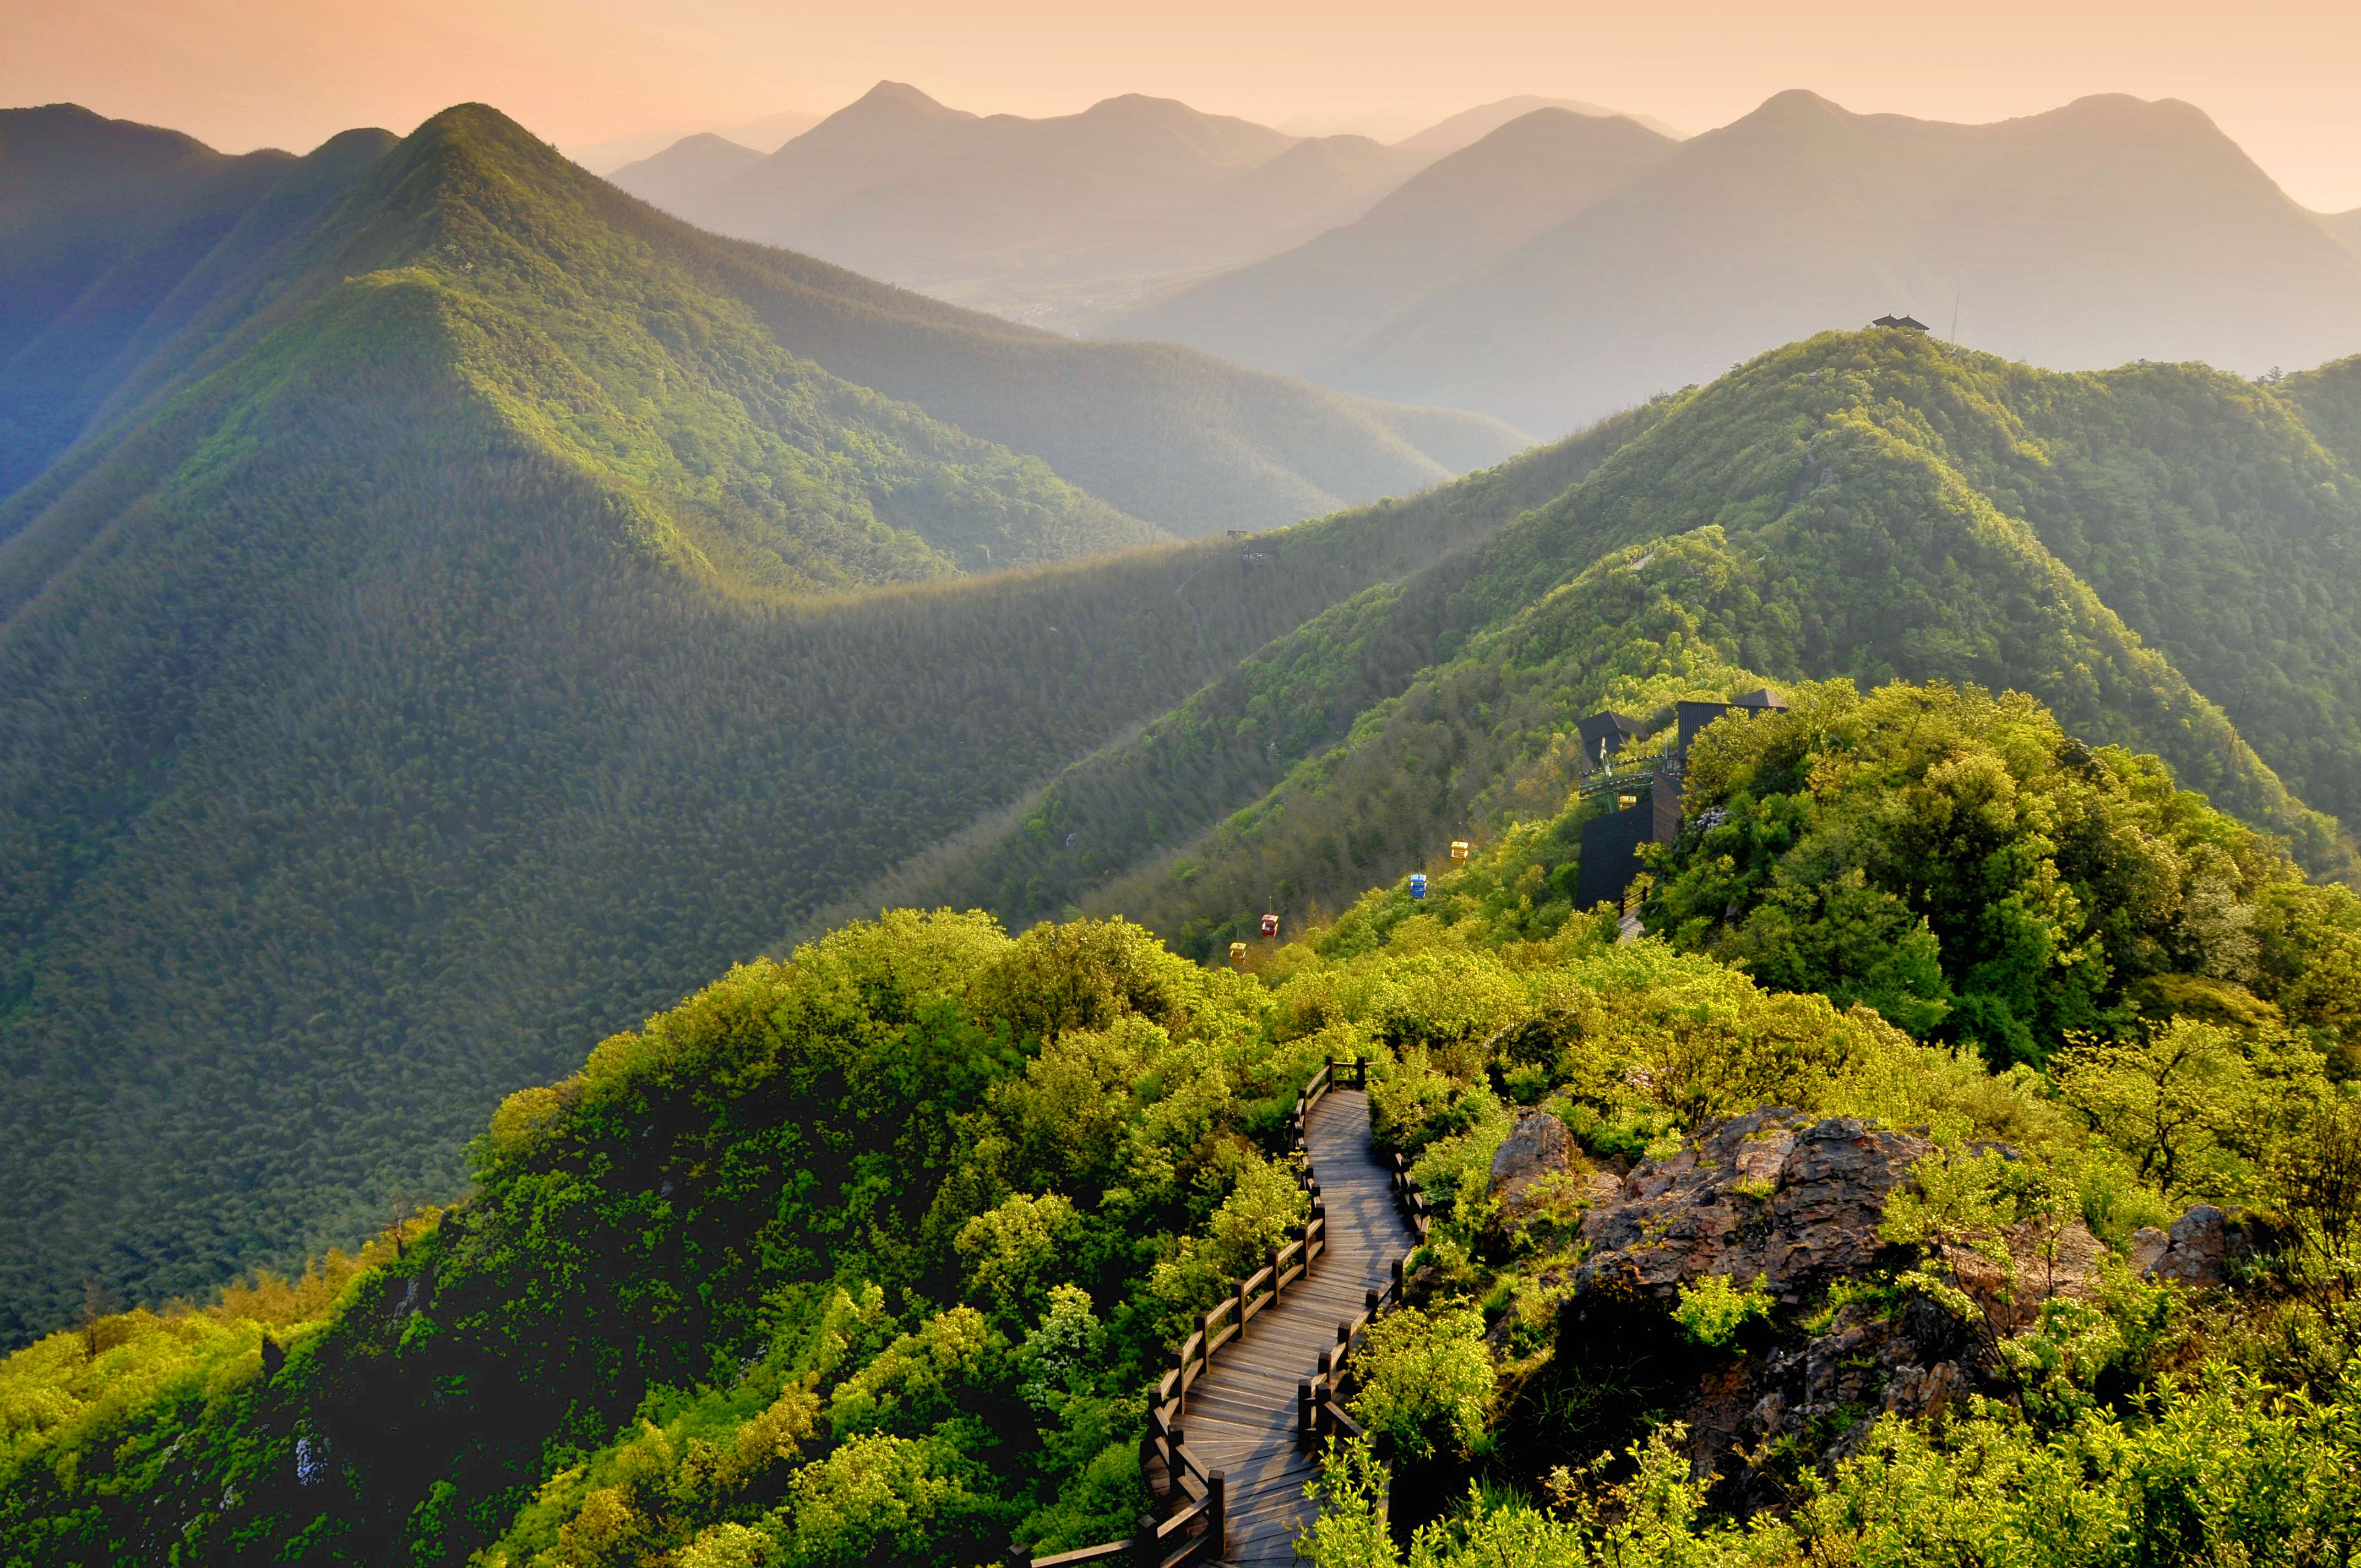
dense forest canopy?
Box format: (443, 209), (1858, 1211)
(4, 679), (2359, 1565)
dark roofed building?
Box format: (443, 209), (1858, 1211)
(1576, 710), (1645, 767)
(1570, 693), (1786, 914)
(1872, 314), (1929, 331)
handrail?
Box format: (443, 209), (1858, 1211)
(1015, 1054), (1369, 1567)
(1294, 1117), (1428, 1451)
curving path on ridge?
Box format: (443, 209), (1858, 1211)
(1176, 1087), (1417, 1566)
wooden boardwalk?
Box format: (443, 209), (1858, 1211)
(1175, 1088), (1415, 1566)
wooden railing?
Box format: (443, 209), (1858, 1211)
(1011, 1055), (1369, 1568)
(1296, 1146), (1428, 1451)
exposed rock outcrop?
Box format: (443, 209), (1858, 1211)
(1555, 1109), (2113, 1504)
(1575, 1110), (1931, 1302)
(1489, 1110), (1577, 1221)
(2137, 1204), (2254, 1286)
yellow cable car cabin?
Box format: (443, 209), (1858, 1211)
(1228, 941), (1248, 966)
(1449, 840), (1471, 861)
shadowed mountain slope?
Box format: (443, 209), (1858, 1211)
(1317, 92), (2361, 434)
(1111, 110), (1679, 377)
(0, 105), (310, 496)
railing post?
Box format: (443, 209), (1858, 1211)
(1009, 1549), (1031, 1568)
(1269, 1245), (1283, 1302)
(1134, 1512), (1160, 1567)
(1366, 1287), (1380, 1314)
(1237, 1276), (1249, 1332)
(1298, 1380), (1313, 1450)
(1207, 1470), (1227, 1558)
(1392, 1257), (1405, 1295)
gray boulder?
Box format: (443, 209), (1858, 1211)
(1576, 1110), (1933, 1302)
(1489, 1110), (1577, 1219)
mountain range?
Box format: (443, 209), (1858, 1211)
(614, 84), (1667, 329)
(6, 88), (2361, 1362)
(881, 329), (2361, 956)
(0, 102), (1520, 545)
(1114, 107), (1682, 384)
(1117, 91), (2361, 434)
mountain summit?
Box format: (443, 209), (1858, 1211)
(1112, 108), (1680, 377)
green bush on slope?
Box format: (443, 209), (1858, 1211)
(1647, 679), (2361, 1067)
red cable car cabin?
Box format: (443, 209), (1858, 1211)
(1259, 913), (1280, 938)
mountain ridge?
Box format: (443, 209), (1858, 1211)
(1110, 107), (1679, 377)
(1319, 91), (2361, 433)
(877, 332), (2361, 960)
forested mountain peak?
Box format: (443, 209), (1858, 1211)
(0, 88), (1535, 1339)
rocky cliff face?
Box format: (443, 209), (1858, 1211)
(1483, 1107), (2243, 1502)
(1573, 1110), (1933, 1303)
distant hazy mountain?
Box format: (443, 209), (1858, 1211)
(652, 81), (1428, 328)
(1392, 94), (1685, 156)
(1310, 92), (2361, 433)
(605, 130), (764, 211)
(564, 108), (822, 175)
(1112, 109), (1679, 377)
(2326, 207), (2361, 258)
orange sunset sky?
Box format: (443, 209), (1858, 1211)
(3, 0), (2357, 211)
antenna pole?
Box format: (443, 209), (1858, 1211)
(1950, 289), (1960, 342)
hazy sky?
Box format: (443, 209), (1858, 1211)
(6, 0), (2358, 210)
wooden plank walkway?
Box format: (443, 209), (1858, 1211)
(1176, 1088), (1415, 1566)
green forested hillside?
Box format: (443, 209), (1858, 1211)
(4, 685), (2358, 1566)
(0, 104), (1537, 1342)
(893, 331), (2361, 952)
(0, 102), (1525, 543)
